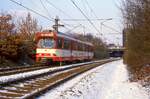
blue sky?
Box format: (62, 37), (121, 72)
(0, 0), (123, 45)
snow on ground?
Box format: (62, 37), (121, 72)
(0, 61), (94, 84)
(37, 60), (149, 99)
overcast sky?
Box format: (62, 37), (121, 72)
(0, 0), (123, 46)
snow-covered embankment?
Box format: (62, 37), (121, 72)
(38, 60), (149, 99)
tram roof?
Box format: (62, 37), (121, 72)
(57, 32), (93, 46)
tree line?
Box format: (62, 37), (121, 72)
(0, 12), (41, 65)
(122, 0), (150, 80)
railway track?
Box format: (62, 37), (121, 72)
(0, 65), (50, 76)
(0, 59), (117, 99)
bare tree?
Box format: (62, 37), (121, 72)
(0, 12), (19, 63)
(0, 12), (42, 65)
(0, 13), (15, 39)
(17, 13), (42, 63)
(122, 0), (150, 80)
(18, 13), (42, 41)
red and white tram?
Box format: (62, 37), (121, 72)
(35, 31), (94, 64)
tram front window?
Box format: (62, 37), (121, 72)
(38, 38), (55, 48)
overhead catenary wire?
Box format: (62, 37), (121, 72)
(45, 0), (87, 33)
(70, 0), (103, 36)
(61, 18), (113, 21)
(84, 0), (99, 19)
(9, 0), (53, 22)
(65, 24), (83, 33)
(9, 0), (76, 32)
(33, 0), (92, 35)
(83, 0), (117, 44)
(81, 0), (89, 18)
(102, 23), (121, 33)
(9, 0), (73, 33)
(39, 0), (54, 19)
(45, 0), (73, 19)
(9, 0), (121, 44)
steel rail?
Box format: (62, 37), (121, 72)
(0, 59), (118, 99)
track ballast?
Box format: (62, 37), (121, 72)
(0, 59), (118, 99)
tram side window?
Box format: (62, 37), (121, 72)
(81, 43), (83, 51)
(57, 38), (63, 49)
(82, 44), (83, 51)
(78, 43), (80, 51)
(78, 42), (81, 51)
(89, 46), (92, 52)
(86, 45), (88, 51)
(91, 46), (93, 52)
(89, 46), (91, 52)
(88, 46), (91, 52)
(64, 39), (70, 49)
(80, 43), (82, 51)
(88, 45), (90, 52)
(74, 42), (78, 50)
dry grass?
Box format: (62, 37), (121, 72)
(130, 65), (150, 87)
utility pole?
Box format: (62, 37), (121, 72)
(53, 16), (64, 32)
